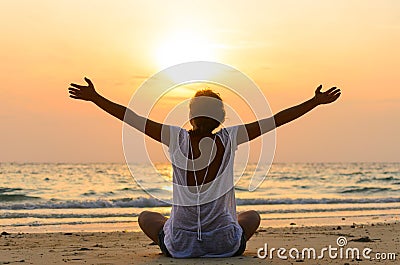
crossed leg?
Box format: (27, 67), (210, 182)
(237, 210), (261, 240)
(138, 210), (260, 244)
(138, 210), (167, 245)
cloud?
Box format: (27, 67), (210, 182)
(213, 40), (268, 50)
(113, 75), (150, 86)
(131, 74), (149, 79)
(259, 65), (272, 70)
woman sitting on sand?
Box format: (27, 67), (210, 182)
(68, 78), (340, 258)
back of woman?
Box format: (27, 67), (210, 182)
(163, 125), (243, 258)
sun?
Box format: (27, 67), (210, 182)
(155, 30), (216, 69)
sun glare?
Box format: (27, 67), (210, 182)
(155, 31), (216, 69)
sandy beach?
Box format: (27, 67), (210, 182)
(1, 222), (398, 264)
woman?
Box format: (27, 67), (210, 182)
(68, 78), (340, 257)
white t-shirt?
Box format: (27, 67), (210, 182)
(163, 125), (243, 258)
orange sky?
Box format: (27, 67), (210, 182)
(0, 0), (399, 162)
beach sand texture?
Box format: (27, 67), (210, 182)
(1, 222), (398, 264)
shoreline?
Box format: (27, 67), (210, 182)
(1, 222), (399, 264)
(1, 211), (398, 234)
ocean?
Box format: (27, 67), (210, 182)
(1, 162), (399, 233)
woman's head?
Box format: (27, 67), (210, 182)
(189, 89), (225, 133)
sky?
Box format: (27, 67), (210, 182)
(0, 0), (399, 163)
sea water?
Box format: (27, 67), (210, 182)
(0, 162), (399, 232)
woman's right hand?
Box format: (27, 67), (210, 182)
(68, 77), (98, 102)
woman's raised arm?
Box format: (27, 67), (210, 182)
(237, 85), (341, 145)
(68, 77), (170, 146)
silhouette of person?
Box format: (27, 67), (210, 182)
(69, 77), (340, 257)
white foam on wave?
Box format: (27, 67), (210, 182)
(2, 196), (400, 210)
